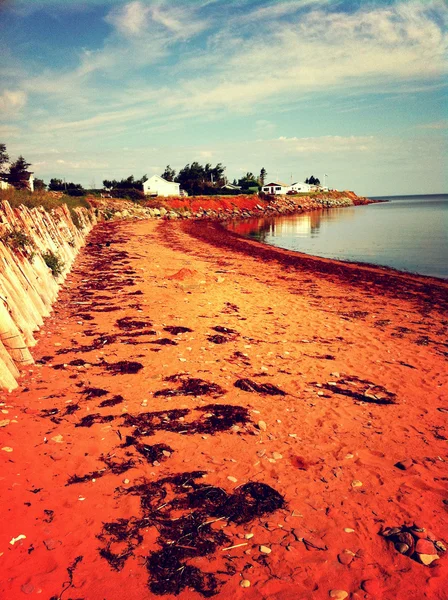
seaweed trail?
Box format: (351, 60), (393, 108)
(99, 395), (124, 408)
(234, 378), (286, 396)
(207, 325), (239, 345)
(163, 326), (193, 335)
(67, 456), (135, 486)
(76, 414), (116, 428)
(98, 472), (285, 596)
(319, 375), (397, 405)
(49, 555), (83, 600)
(154, 376), (226, 398)
(122, 404), (252, 437)
(83, 387), (109, 399)
(105, 361), (144, 375)
(121, 437), (174, 464)
(116, 317), (153, 331)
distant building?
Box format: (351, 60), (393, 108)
(142, 175), (180, 197)
(290, 182), (312, 193)
(261, 181), (290, 195)
(0, 172), (34, 191)
(221, 183), (241, 192)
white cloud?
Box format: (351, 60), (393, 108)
(277, 135), (376, 153)
(106, 1), (151, 36)
(417, 120), (448, 130)
(0, 89), (27, 114)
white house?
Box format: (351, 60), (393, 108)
(261, 181), (291, 195)
(0, 180), (11, 190)
(143, 175), (180, 197)
(290, 182), (312, 193)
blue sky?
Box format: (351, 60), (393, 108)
(0, 0), (447, 195)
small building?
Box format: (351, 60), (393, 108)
(142, 175), (180, 197)
(290, 182), (312, 193)
(0, 180), (12, 190)
(261, 181), (290, 195)
(221, 183), (241, 192)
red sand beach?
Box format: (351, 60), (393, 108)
(1, 218), (447, 600)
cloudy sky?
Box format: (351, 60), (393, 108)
(0, 0), (447, 196)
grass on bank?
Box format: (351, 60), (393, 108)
(0, 188), (91, 212)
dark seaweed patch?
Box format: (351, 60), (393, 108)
(212, 326), (238, 335)
(105, 361), (144, 375)
(98, 472), (285, 596)
(77, 313), (94, 321)
(321, 375), (396, 405)
(83, 387), (109, 399)
(69, 358), (87, 367)
(123, 437), (173, 464)
(150, 338), (178, 346)
(67, 456), (135, 485)
(116, 317), (152, 330)
(163, 326), (193, 335)
(75, 413), (116, 428)
(207, 335), (230, 344)
(154, 377), (226, 399)
(122, 404), (251, 437)
(99, 395), (124, 408)
(234, 378), (286, 396)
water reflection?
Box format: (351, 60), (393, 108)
(227, 196), (448, 279)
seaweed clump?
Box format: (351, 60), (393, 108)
(105, 361), (144, 375)
(163, 326), (193, 335)
(154, 377), (226, 399)
(234, 378), (286, 396)
(98, 472), (285, 596)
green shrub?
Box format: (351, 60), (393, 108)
(1, 228), (35, 252)
(42, 250), (65, 277)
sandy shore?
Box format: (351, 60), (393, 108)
(1, 218), (447, 600)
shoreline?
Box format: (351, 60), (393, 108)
(0, 218), (447, 599)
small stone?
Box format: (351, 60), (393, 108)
(162, 450), (171, 457)
(245, 533), (254, 539)
(395, 542), (410, 554)
(394, 458), (413, 470)
(361, 580), (381, 595)
(259, 545), (271, 554)
(1, 446), (13, 452)
(21, 583), (34, 594)
(415, 539), (436, 555)
(344, 453), (354, 459)
(123, 479), (130, 484)
(0, 419), (11, 427)
(272, 452), (283, 460)
(257, 420), (267, 431)
(343, 528), (355, 533)
(417, 553), (439, 566)
(329, 590), (348, 600)
(240, 579), (251, 588)
(338, 552), (353, 565)
(435, 540), (446, 553)
(351, 480), (362, 488)
(51, 434), (64, 443)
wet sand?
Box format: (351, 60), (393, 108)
(1, 218), (447, 600)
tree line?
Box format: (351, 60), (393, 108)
(1, 143), (324, 198)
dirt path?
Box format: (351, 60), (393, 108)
(1, 219), (447, 600)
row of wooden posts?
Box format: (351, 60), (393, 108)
(0, 200), (96, 391)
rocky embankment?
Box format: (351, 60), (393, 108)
(143, 190), (372, 221)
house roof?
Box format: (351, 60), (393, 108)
(146, 175), (179, 185)
(264, 181), (289, 187)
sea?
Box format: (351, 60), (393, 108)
(228, 194), (448, 279)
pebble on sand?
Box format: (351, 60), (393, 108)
(227, 476), (238, 483)
(240, 580), (251, 588)
(351, 480), (363, 488)
(257, 420), (267, 431)
(259, 545), (271, 554)
(394, 458), (414, 470)
(329, 590), (348, 600)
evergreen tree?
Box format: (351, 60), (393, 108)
(8, 155), (32, 190)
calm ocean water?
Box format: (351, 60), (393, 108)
(229, 194), (448, 279)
